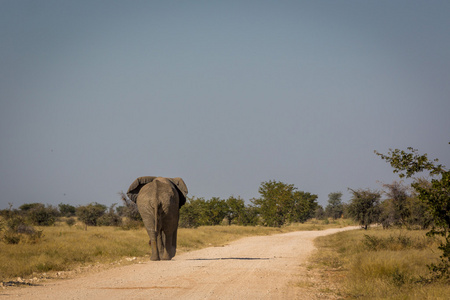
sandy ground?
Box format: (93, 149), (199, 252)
(1, 227), (357, 300)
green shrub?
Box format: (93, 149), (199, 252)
(76, 203), (107, 227)
(58, 203), (76, 217)
(28, 204), (58, 226)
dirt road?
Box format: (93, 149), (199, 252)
(2, 227), (357, 299)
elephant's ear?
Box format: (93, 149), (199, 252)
(168, 177), (188, 208)
(127, 176), (157, 202)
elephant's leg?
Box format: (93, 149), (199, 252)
(157, 230), (164, 257)
(161, 230), (174, 260)
(170, 228), (178, 258)
(149, 230), (160, 261)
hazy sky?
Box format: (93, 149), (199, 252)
(1, 1), (449, 210)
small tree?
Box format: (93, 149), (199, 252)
(325, 192), (344, 219)
(251, 180), (318, 227)
(252, 181), (297, 227)
(315, 205), (326, 220)
(379, 182), (410, 228)
(347, 188), (381, 229)
(376, 147), (450, 279)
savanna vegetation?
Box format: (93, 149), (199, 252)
(1, 144), (448, 296)
(310, 228), (449, 299)
(301, 146), (450, 299)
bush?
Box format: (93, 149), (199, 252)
(97, 213), (122, 227)
(76, 203), (107, 227)
(58, 203), (76, 217)
(65, 218), (76, 227)
(2, 231), (21, 244)
(28, 204), (58, 226)
(1, 213), (43, 244)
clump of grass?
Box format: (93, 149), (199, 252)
(310, 228), (450, 299)
(362, 232), (434, 251)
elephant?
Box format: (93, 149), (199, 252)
(127, 176), (188, 261)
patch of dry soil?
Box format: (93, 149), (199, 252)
(1, 227), (357, 299)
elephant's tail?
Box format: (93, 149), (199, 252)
(154, 199), (158, 230)
(152, 180), (161, 230)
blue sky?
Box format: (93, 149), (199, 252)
(1, 1), (449, 209)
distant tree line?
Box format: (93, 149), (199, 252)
(0, 175), (442, 245)
(180, 181), (319, 228)
(315, 182), (434, 231)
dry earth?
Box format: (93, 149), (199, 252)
(1, 227), (357, 300)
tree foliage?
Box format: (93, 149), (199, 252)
(225, 196), (258, 226)
(18, 203), (59, 226)
(379, 181), (433, 229)
(28, 204), (58, 226)
(376, 146), (450, 279)
(251, 181), (318, 227)
(325, 192), (344, 219)
(76, 202), (107, 227)
(179, 196), (258, 228)
(203, 197), (229, 225)
(347, 188), (381, 229)
(58, 203), (76, 217)
(179, 197), (203, 228)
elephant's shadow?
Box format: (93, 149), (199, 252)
(187, 257), (270, 261)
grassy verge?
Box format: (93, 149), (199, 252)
(307, 227), (450, 299)
(0, 218), (354, 282)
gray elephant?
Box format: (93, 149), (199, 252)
(127, 176), (188, 261)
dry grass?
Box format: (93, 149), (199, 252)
(0, 218), (353, 282)
(0, 223), (150, 281)
(308, 227), (450, 299)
